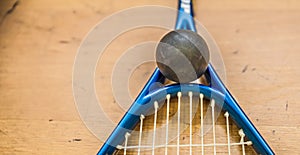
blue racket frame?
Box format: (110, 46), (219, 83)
(98, 0), (274, 154)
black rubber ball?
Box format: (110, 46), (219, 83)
(156, 29), (210, 83)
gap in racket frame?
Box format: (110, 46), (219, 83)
(98, 0), (274, 154)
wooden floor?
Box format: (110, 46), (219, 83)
(1, 0), (300, 154)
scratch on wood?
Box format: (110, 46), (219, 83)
(0, 129), (7, 135)
(286, 101), (288, 111)
(0, 0), (19, 25)
(68, 139), (82, 142)
(73, 138), (82, 142)
(242, 65), (248, 73)
(6, 1), (19, 14)
(59, 40), (69, 44)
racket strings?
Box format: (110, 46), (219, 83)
(116, 92), (253, 155)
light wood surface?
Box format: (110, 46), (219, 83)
(1, 0), (300, 154)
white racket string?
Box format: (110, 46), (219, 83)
(152, 102), (159, 155)
(118, 141), (253, 149)
(188, 91), (193, 155)
(200, 93), (204, 155)
(177, 92), (182, 155)
(211, 99), (217, 155)
(116, 93), (253, 155)
(165, 94), (171, 155)
(123, 132), (130, 155)
(137, 115), (145, 155)
(239, 129), (246, 155)
(224, 112), (231, 155)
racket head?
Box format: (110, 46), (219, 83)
(99, 83), (272, 154)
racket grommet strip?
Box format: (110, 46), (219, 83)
(200, 93), (204, 99)
(177, 92), (182, 98)
(224, 111), (229, 117)
(116, 145), (123, 150)
(239, 129), (245, 138)
(188, 91), (193, 97)
(166, 94), (171, 100)
(247, 141), (253, 146)
(140, 114), (145, 120)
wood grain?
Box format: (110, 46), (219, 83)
(0, 0), (300, 154)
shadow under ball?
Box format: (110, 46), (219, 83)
(156, 29), (210, 83)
